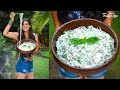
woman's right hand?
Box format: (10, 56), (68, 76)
(10, 12), (15, 21)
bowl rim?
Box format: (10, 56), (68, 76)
(51, 18), (119, 71)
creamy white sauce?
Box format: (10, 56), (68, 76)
(18, 42), (36, 51)
(56, 26), (115, 69)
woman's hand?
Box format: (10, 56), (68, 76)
(10, 12), (16, 21)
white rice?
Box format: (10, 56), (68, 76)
(56, 26), (115, 68)
(18, 42), (36, 51)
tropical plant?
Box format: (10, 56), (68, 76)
(31, 11), (49, 34)
(0, 33), (15, 55)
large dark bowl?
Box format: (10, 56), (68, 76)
(17, 39), (36, 54)
(51, 18), (119, 76)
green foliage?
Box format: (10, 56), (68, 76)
(70, 37), (100, 45)
(0, 34), (7, 43)
(112, 11), (120, 35)
(39, 23), (49, 47)
(31, 11), (49, 34)
(0, 33), (15, 55)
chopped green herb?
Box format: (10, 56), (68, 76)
(28, 46), (31, 48)
(23, 45), (26, 47)
(70, 37), (100, 45)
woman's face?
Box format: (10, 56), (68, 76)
(22, 21), (31, 32)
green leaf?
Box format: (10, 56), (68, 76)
(70, 37), (100, 45)
(31, 11), (49, 34)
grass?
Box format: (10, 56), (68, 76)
(33, 52), (49, 79)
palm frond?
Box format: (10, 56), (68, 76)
(31, 11), (49, 34)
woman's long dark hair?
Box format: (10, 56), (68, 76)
(57, 11), (107, 24)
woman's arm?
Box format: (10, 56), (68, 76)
(51, 11), (61, 30)
(103, 11), (114, 27)
(3, 12), (18, 40)
(33, 34), (40, 54)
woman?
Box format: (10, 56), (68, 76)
(51, 11), (114, 79)
(3, 12), (40, 79)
